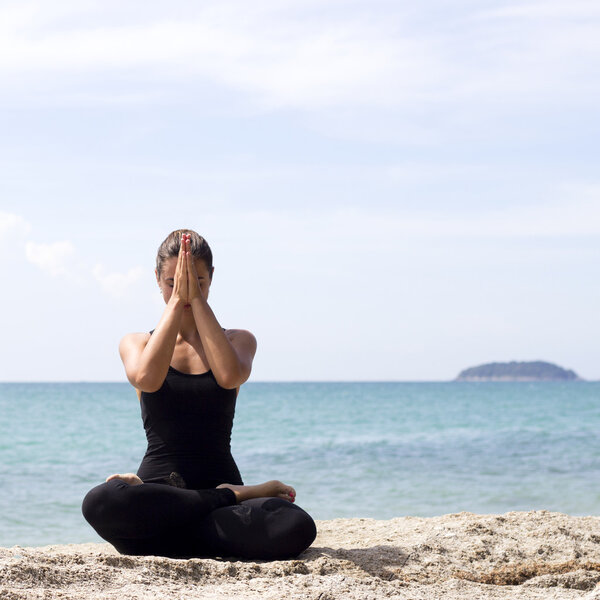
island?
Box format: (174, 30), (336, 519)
(455, 361), (582, 382)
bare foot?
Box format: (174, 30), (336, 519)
(106, 473), (144, 486)
(217, 480), (296, 503)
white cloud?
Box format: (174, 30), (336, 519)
(93, 264), (144, 300)
(1, 0), (598, 113)
(430, 187), (600, 238)
(387, 162), (488, 183)
(228, 187), (600, 253)
(481, 0), (600, 20)
(0, 10), (439, 109)
(25, 240), (75, 276)
(0, 211), (30, 237)
(383, 193), (600, 239)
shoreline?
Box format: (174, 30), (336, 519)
(3, 511), (600, 599)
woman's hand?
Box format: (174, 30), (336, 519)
(170, 235), (188, 306)
(184, 234), (204, 301)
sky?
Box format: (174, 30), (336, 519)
(0, 0), (598, 381)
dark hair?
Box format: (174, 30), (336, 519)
(156, 229), (213, 278)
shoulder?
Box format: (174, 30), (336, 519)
(225, 329), (257, 344)
(225, 329), (257, 352)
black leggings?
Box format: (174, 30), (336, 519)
(82, 480), (317, 560)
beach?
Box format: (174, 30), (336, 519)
(3, 510), (600, 599)
(3, 382), (600, 598)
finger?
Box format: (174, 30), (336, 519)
(186, 250), (200, 298)
(186, 244), (198, 277)
(178, 241), (183, 268)
(176, 236), (187, 284)
(106, 473), (120, 482)
(187, 252), (196, 295)
(189, 250), (197, 274)
(181, 246), (189, 299)
(177, 235), (185, 269)
(184, 245), (190, 274)
(186, 248), (193, 276)
(172, 241), (182, 286)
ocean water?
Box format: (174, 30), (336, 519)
(1, 381), (599, 547)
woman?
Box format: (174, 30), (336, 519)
(82, 230), (316, 559)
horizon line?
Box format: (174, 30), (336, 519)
(0, 379), (597, 384)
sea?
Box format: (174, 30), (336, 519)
(1, 381), (599, 547)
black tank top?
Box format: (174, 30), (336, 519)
(136, 363), (243, 489)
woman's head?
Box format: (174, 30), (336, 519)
(156, 229), (214, 279)
(155, 229), (214, 304)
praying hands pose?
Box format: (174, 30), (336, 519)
(82, 230), (315, 559)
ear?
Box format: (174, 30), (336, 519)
(210, 266), (215, 281)
(155, 268), (160, 284)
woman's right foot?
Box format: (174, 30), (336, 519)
(217, 480), (296, 503)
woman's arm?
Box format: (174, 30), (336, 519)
(191, 298), (257, 389)
(119, 301), (183, 392)
(119, 243), (187, 392)
(184, 242), (257, 389)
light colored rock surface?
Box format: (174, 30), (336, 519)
(2, 511), (600, 599)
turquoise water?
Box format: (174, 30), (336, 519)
(1, 381), (599, 547)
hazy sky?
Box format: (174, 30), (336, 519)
(1, 0), (598, 381)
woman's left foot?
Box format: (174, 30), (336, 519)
(217, 480), (296, 503)
(106, 473), (144, 486)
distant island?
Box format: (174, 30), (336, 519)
(455, 361), (583, 381)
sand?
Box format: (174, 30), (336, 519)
(3, 511), (600, 599)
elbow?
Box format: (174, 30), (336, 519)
(215, 367), (247, 390)
(216, 375), (242, 390)
(130, 371), (164, 393)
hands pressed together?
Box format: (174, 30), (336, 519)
(171, 233), (204, 307)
